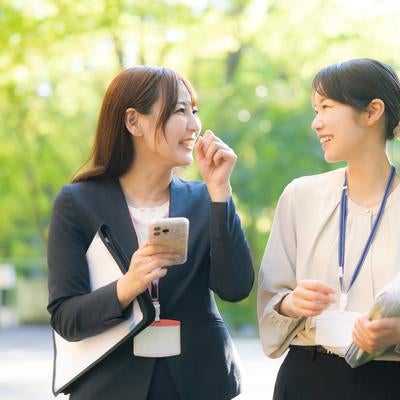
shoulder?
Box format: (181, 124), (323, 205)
(274, 168), (344, 217)
(284, 168), (345, 198)
(53, 178), (116, 208)
(55, 179), (97, 200)
(171, 176), (209, 197)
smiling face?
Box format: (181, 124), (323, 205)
(138, 80), (202, 169)
(311, 92), (367, 163)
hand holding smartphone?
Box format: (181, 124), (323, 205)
(147, 217), (189, 265)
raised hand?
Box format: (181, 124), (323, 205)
(194, 130), (237, 202)
(279, 279), (336, 318)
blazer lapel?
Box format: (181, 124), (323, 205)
(99, 179), (139, 271)
(169, 175), (190, 218)
(159, 176), (192, 310)
(100, 176), (193, 312)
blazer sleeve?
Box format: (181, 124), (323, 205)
(257, 181), (305, 358)
(208, 197), (254, 302)
(47, 185), (129, 342)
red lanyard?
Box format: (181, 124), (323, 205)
(148, 281), (160, 321)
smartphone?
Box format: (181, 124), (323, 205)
(147, 217), (189, 265)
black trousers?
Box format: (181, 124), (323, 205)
(273, 346), (400, 400)
(146, 358), (180, 400)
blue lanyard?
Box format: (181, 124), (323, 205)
(338, 165), (396, 304)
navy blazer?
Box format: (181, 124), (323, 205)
(47, 175), (254, 400)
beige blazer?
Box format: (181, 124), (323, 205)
(258, 168), (400, 360)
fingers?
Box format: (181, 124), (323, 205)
(117, 244), (181, 308)
(212, 148), (237, 167)
(355, 316), (397, 336)
(352, 316), (381, 353)
(292, 295), (327, 313)
(197, 130), (236, 167)
(352, 326), (371, 352)
(141, 257), (181, 273)
(146, 267), (168, 283)
(352, 316), (400, 353)
(194, 136), (206, 159)
(366, 317), (399, 332)
(283, 280), (336, 318)
(137, 243), (178, 257)
(299, 279), (336, 295)
(294, 285), (332, 303)
(295, 280), (335, 306)
(290, 296), (329, 317)
(129, 244), (182, 277)
(134, 243), (179, 262)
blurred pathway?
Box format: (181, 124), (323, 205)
(0, 325), (282, 400)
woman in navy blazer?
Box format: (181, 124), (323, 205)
(47, 65), (254, 400)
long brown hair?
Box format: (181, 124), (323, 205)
(72, 66), (197, 182)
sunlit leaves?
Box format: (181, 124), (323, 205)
(1, 0), (400, 324)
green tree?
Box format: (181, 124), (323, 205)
(1, 0), (400, 326)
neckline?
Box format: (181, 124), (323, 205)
(346, 176), (400, 216)
(128, 201), (169, 212)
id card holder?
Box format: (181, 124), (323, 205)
(133, 319), (181, 357)
(315, 310), (361, 347)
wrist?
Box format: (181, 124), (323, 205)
(116, 277), (133, 310)
(279, 293), (298, 318)
(207, 183), (232, 202)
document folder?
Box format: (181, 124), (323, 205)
(52, 224), (154, 395)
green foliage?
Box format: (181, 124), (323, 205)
(1, 0), (400, 325)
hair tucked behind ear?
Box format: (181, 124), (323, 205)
(72, 66), (197, 183)
(312, 58), (400, 140)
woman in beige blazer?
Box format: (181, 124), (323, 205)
(258, 58), (400, 399)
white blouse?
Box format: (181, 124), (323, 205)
(128, 202), (169, 245)
(127, 202), (169, 289)
(257, 168), (400, 360)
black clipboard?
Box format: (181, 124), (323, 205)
(52, 224), (155, 395)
